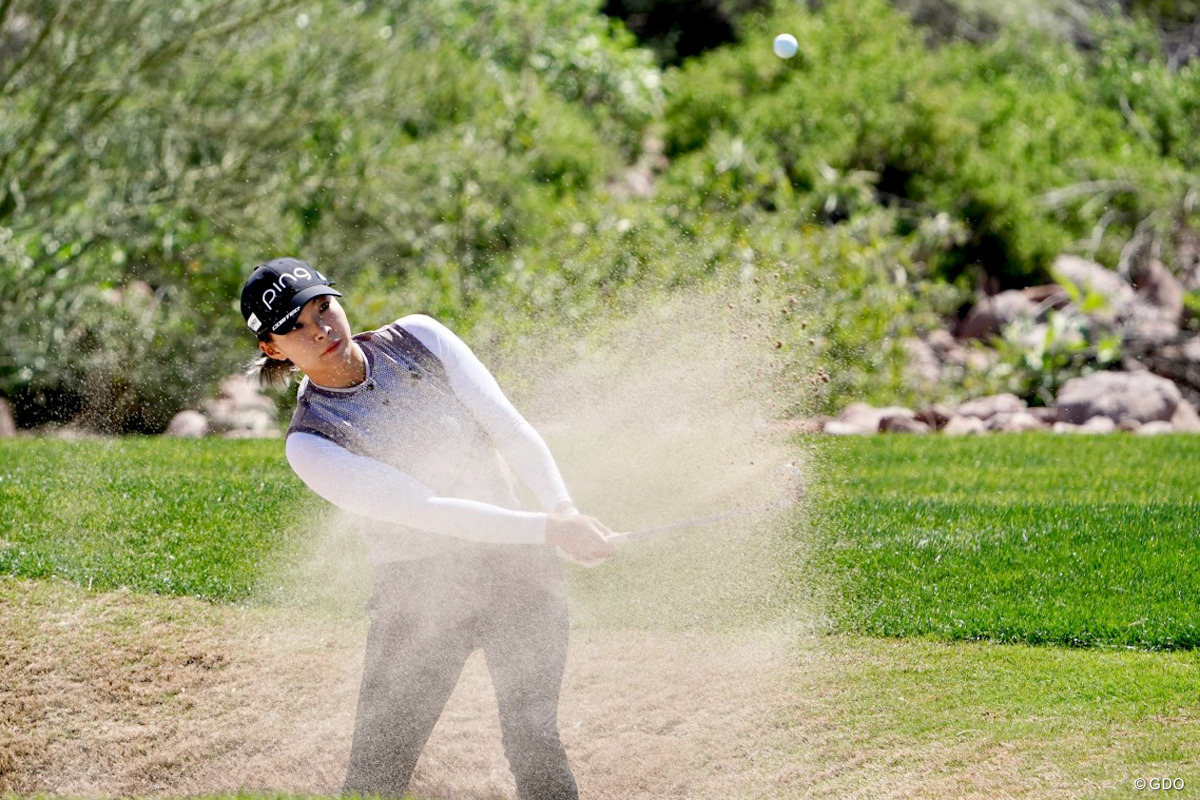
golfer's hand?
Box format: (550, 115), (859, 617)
(546, 513), (619, 566)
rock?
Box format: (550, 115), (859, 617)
(825, 403), (915, 435)
(915, 404), (953, 430)
(955, 286), (1065, 342)
(203, 374), (279, 438)
(0, 397), (15, 438)
(1170, 400), (1200, 433)
(1177, 225), (1200, 291)
(165, 410), (209, 438)
(942, 415), (987, 436)
(880, 416), (931, 434)
(1185, 337), (1200, 362)
(1083, 416), (1119, 434)
(823, 420), (869, 435)
(955, 393), (1026, 420)
(987, 411), (1047, 432)
(1053, 255), (1181, 341)
(1121, 335), (1200, 410)
(957, 290), (1041, 340)
(833, 402), (885, 432)
(1053, 416), (1118, 434)
(903, 337), (942, 388)
(1136, 421), (1175, 436)
(1127, 313), (1181, 343)
(217, 374), (275, 410)
(1052, 255), (1136, 318)
(1056, 371), (1181, 425)
(925, 329), (968, 367)
(204, 399), (278, 437)
(1024, 284), (1072, 306)
(1132, 258), (1185, 325)
(1029, 406), (1061, 424)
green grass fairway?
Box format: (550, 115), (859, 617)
(0, 438), (309, 601)
(805, 433), (1200, 650)
(2, 435), (1199, 797)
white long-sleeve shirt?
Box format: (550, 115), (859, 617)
(284, 314), (573, 562)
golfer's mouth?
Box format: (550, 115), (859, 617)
(323, 339), (343, 356)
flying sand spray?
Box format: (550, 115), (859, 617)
(606, 463), (804, 545)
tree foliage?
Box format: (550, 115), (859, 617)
(2, 0), (1199, 430)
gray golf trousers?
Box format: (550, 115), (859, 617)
(342, 544), (577, 800)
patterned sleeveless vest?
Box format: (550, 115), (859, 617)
(287, 323), (521, 562)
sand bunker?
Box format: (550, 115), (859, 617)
(0, 577), (804, 799)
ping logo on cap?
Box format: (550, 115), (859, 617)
(260, 265), (314, 310)
(240, 257), (341, 336)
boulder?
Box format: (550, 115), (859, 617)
(0, 397), (16, 438)
(1177, 226), (1200, 291)
(987, 411), (1047, 433)
(1029, 406), (1061, 424)
(1186, 337), (1200, 362)
(1116, 418), (1144, 433)
(942, 415), (987, 436)
(1056, 371), (1181, 425)
(165, 410), (209, 438)
(1053, 416), (1118, 434)
(216, 374), (275, 410)
(1170, 400), (1200, 433)
(824, 403), (915, 435)
(1054, 255), (1182, 341)
(823, 420), (869, 436)
(915, 404), (954, 430)
(924, 329), (968, 367)
(203, 374), (279, 438)
(1082, 416), (1119, 434)
(955, 393), (1026, 420)
(880, 416), (931, 434)
(903, 337), (942, 388)
(1131, 258), (1185, 325)
(1120, 290), (1183, 342)
(1052, 255), (1137, 321)
(957, 290), (1041, 340)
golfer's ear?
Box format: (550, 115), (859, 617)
(259, 338), (284, 360)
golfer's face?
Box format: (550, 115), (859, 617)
(260, 296), (355, 377)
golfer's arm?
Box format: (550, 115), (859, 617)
(400, 315), (574, 511)
(285, 432), (548, 545)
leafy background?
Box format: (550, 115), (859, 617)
(2, 0), (1199, 432)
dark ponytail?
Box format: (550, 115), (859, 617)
(245, 334), (298, 389)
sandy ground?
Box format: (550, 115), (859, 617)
(0, 576), (808, 799)
(0, 574), (1101, 800)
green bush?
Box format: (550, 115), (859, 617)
(661, 0), (1194, 285)
(0, 0), (646, 431)
(386, 0), (663, 156)
(5, 0), (1200, 432)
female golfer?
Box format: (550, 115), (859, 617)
(240, 257), (616, 800)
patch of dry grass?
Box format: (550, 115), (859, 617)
(2, 577), (1197, 799)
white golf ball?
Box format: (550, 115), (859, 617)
(773, 33), (798, 59)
